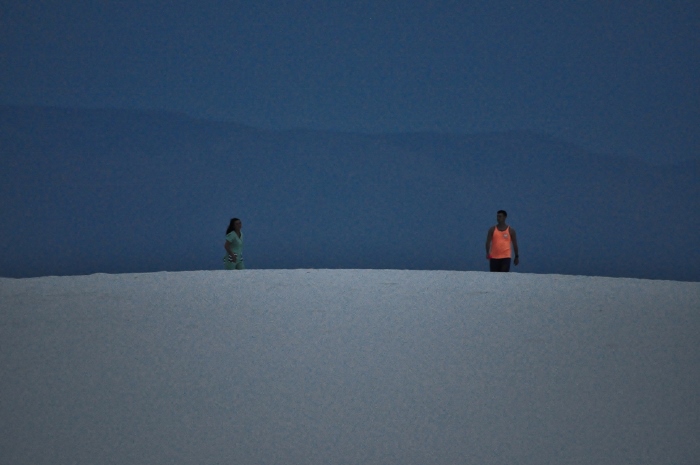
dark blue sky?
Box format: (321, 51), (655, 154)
(1, 0), (698, 162)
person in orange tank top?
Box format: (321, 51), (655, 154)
(485, 210), (519, 272)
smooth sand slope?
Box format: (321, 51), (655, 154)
(1, 270), (699, 465)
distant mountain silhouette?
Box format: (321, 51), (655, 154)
(1, 105), (698, 280)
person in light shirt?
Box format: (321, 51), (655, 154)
(485, 210), (519, 272)
(223, 218), (244, 270)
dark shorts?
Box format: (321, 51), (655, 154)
(489, 258), (511, 272)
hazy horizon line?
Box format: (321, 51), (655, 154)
(3, 268), (698, 284)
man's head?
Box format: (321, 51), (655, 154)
(496, 210), (507, 224)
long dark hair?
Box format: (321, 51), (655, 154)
(226, 218), (240, 235)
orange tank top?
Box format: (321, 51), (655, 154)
(490, 226), (512, 259)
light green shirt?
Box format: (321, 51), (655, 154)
(224, 231), (243, 262)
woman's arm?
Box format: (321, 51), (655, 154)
(224, 240), (237, 260)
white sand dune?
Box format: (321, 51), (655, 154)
(1, 270), (699, 465)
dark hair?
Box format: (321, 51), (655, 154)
(497, 210), (507, 217)
(226, 218), (240, 235)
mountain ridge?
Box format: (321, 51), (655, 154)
(1, 105), (698, 280)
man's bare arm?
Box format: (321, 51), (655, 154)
(485, 226), (495, 257)
(510, 227), (519, 265)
